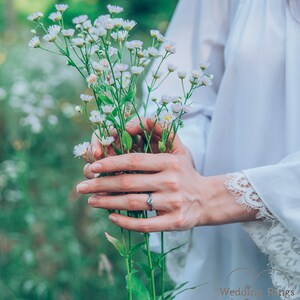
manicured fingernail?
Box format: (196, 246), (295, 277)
(88, 197), (97, 205)
(90, 163), (102, 172)
(76, 182), (89, 193)
(92, 146), (97, 157)
(109, 215), (118, 222)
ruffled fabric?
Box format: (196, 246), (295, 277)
(226, 172), (300, 300)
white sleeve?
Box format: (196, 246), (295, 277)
(225, 152), (300, 299)
(145, 0), (231, 172)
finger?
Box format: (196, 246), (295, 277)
(83, 163), (98, 179)
(88, 193), (160, 211)
(89, 153), (172, 173)
(91, 130), (103, 160)
(77, 173), (160, 194)
(126, 117), (149, 136)
(108, 213), (175, 232)
(146, 118), (185, 154)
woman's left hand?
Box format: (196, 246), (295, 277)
(77, 136), (258, 232)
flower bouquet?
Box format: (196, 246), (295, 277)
(28, 4), (212, 299)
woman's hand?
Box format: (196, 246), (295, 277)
(77, 134), (258, 232)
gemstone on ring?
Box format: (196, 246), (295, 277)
(146, 193), (153, 211)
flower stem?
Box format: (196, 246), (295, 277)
(161, 231), (165, 300)
(145, 233), (156, 300)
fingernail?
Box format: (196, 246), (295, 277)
(88, 197), (97, 205)
(92, 146), (97, 157)
(109, 214), (118, 222)
(94, 173), (101, 178)
(76, 182), (89, 193)
(90, 163), (102, 172)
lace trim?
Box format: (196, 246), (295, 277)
(225, 172), (275, 221)
(225, 172), (300, 300)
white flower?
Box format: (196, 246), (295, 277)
(104, 20), (114, 30)
(72, 38), (85, 47)
(147, 47), (159, 57)
(62, 29), (75, 38)
(111, 30), (128, 41)
(191, 69), (203, 79)
(73, 142), (90, 158)
(161, 95), (177, 104)
(101, 105), (114, 114)
(107, 5), (124, 14)
(94, 15), (111, 27)
(131, 66), (144, 75)
(199, 62), (210, 70)
(90, 45), (100, 55)
(28, 36), (40, 48)
(28, 12), (43, 21)
(75, 105), (83, 113)
(86, 34), (98, 43)
(98, 58), (109, 70)
(100, 136), (115, 146)
(131, 40), (143, 48)
(89, 110), (105, 124)
(80, 94), (94, 102)
(159, 110), (174, 126)
(125, 41), (134, 50)
(83, 20), (92, 30)
(112, 18), (124, 28)
(91, 61), (102, 72)
(122, 20), (136, 31)
(164, 41), (176, 54)
(115, 63), (128, 72)
(43, 34), (57, 42)
(48, 25), (61, 35)
(202, 76), (213, 86)
(167, 63), (177, 72)
(91, 27), (107, 37)
(73, 15), (89, 24)
(31, 29), (37, 34)
(87, 74), (98, 85)
(49, 12), (62, 22)
(171, 103), (183, 114)
(150, 30), (160, 38)
(177, 71), (187, 79)
(152, 70), (163, 79)
(55, 4), (69, 12)
(108, 47), (118, 57)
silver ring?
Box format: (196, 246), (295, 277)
(146, 193), (153, 211)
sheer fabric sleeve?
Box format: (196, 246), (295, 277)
(225, 152), (300, 299)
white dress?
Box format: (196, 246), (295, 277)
(149, 0), (300, 299)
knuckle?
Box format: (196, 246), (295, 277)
(127, 196), (141, 210)
(171, 197), (183, 210)
(129, 154), (142, 170)
(119, 175), (132, 190)
(174, 215), (185, 229)
(168, 155), (181, 170)
(139, 223), (152, 233)
(163, 174), (180, 191)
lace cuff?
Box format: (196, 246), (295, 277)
(225, 172), (275, 221)
(225, 172), (300, 300)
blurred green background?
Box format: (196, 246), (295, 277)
(0, 0), (178, 299)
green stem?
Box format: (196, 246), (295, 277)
(145, 233), (156, 300)
(161, 231), (165, 300)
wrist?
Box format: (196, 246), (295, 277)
(199, 175), (258, 225)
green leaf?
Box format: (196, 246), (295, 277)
(97, 94), (114, 105)
(121, 86), (136, 106)
(128, 242), (146, 256)
(121, 131), (132, 151)
(126, 273), (151, 300)
(104, 232), (126, 257)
